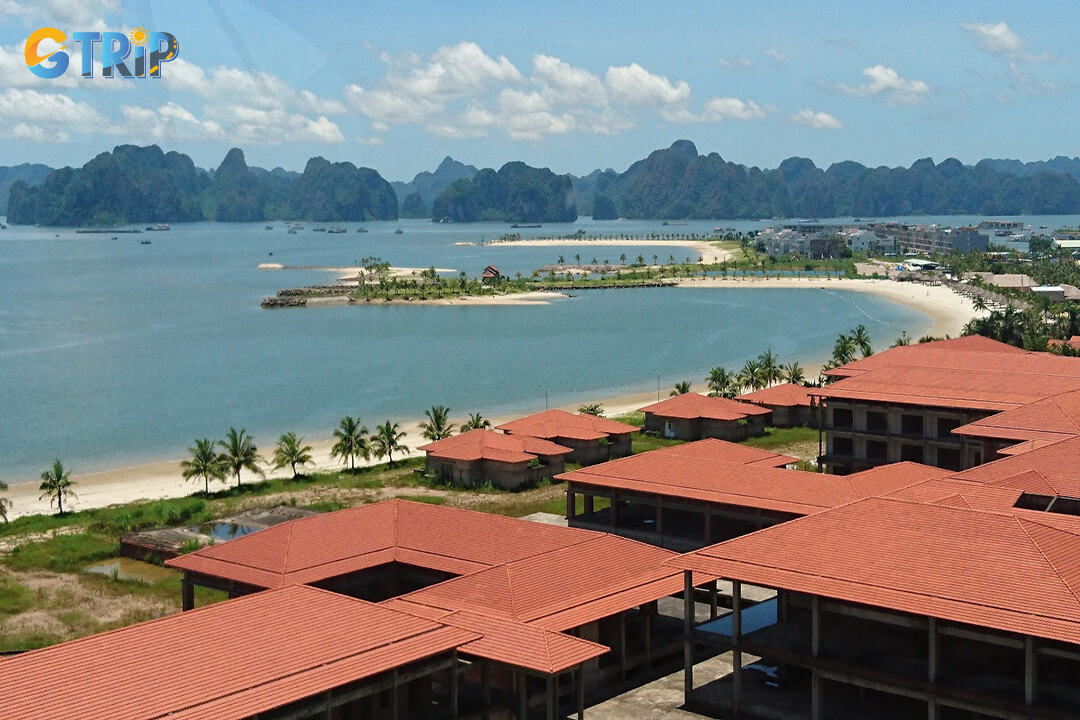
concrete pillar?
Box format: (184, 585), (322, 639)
(451, 656), (459, 720)
(644, 604), (653, 669)
(704, 512), (713, 545)
(519, 670), (528, 720)
(576, 667), (585, 720)
(566, 488), (576, 521)
(546, 675), (556, 720)
(610, 492), (619, 528)
(481, 661), (491, 720)
(928, 617), (938, 683)
(811, 672), (823, 720)
(583, 494), (594, 515)
(732, 580), (743, 715)
(683, 570), (694, 703)
(181, 577), (195, 611)
(391, 669), (399, 720)
(1025, 635), (1038, 706)
(617, 612), (627, 682)
(709, 581), (718, 620)
(655, 501), (663, 544)
(811, 595), (821, 657)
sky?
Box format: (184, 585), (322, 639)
(0, 0), (1077, 182)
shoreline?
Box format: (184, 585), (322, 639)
(1, 276), (977, 519)
(484, 237), (734, 264)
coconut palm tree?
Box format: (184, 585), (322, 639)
(832, 333), (858, 366)
(578, 403), (605, 416)
(781, 362), (806, 385)
(218, 427), (265, 488)
(38, 459), (77, 515)
(0, 476), (10, 523)
(371, 421), (409, 467)
(181, 438), (227, 495)
(273, 431), (314, 479)
(852, 324), (873, 358)
(972, 295), (988, 312)
(670, 380), (692, 396)
(460, 412), (492, 432)
(331, 415), (370, 471)
(739, 359), (768, 392)
(892, 331), (911, 347)
(759, 349), (782, 386)
(706, 367), (738, 398)
(420, 405), (455, 441)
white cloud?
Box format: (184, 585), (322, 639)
(962, 22), (1022, 55)
(371, 121), (389, 132)
(717, 56), (753, 71)
(0, 88), (106, 140)
(115, 101), (226, 142)
(765, 48), (786, 63)
(839, 65), (929, 105)
(1, 0), (118, 31)
(532, 54), (607, 106)
(703, 97), (766, 121)
(356, 135), (384, 146)
(0, 41), (125, 90)
(605, 63), (691, 107)
(790, 108), (842, 130)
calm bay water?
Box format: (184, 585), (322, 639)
(3, 213), (1067, 483)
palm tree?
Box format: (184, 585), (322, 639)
(273, 431), (313, 479)
(218, 427), (265, 488)
(670, 380), (692, 396)
(759, 349), (782, 386)
(972, 295), (988, 312)
(832, 333), (858, 366)
(706, 367), (738, 398)
(578, 403), (605, 416)
(371, 421), (409, 467)
(739, 359), (768, 391)
(460, 412), (492, 432)
(852, 324), (873, 358)
(332, 415), (370, 471)
(0, 476), (10, 523)
(892, 331), (911, 347)
(38, 459), (77, 515)
(420, 405), (455, 441)
(181, 438), (227, 495)
(781, 362), (806, 385)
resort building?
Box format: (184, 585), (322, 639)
(866, 222), (989, 254)
(496, 409), (637, 465)
(558, 440), (924, 551)
(639, 393), (771, 441)
(812, 336), (1080, 474)
(418, 428), (571, 489)
(735, 382), (816, 428)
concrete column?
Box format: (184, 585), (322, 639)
(927, 698), (939, 720)
(618, 612), (628, 682)
(576, 667), (585, 720)
(644, 604), (653, 669)
(566, 488), (576, 521)
(481, 661), (491, 720)
(709, 581), (718, 620)
(1025, 635), (1038, 706)
(811, 672), (823, 720)
(547, 675), (557, 720)
(927, 617), (938, 683)
(610, 491), (619, 528)
(704, 512), (713, 545)
(655, 501), (664, 544)
(519, 670), (528, 720)
(732, 580), (743, 715)
(181, 577), (195, 611)
(683, 570), (694, 703)
(811, 595), (821, 657)
(392, 669), (399, 720)
(451, 655), (459, 720)
(583, 494), (594, 515)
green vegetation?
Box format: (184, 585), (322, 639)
(273, 431), (313, 479)
(7, 533), (117, 573)
(0, 577), (31, 616)
(460, 412), (492, 432)
(0, 476), (10, 523)
(371, 421), (409, 467)
(219, 428), (265, 488)
(331, 415), (371, 471)
(742, 426), (820, 452)
(670, 381), (692, 396)
(38, 460), (77, 515)
(181, 438), (227, 496)
(431, 162), (577, 223)
(578, 403), (605, 417)
(420, 405), (455, 441)
(591, 194), (618, 220)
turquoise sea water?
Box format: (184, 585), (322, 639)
(2, 214), (1062, 483)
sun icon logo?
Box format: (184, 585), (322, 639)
(128, 26), (148, 47)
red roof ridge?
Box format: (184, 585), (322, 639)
(1013, 516), (1080, 612)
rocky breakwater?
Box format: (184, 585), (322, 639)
(261, 285), (349, 308)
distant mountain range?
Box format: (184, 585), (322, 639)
(7, 141), (1080, 225)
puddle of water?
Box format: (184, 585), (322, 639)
(84, 558), (178, 584)
(195, 522), (264, 542)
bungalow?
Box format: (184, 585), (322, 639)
(736, 382), (816, 428)
(481, 264), (502, 283)
(639, 393), (771, 441)
(497, 409), (637, 465)
(419, 428), (571, 489)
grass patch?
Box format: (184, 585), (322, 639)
(394, 495), (446, 506)
(6, 533), (118, 573)
(611, 411), (644, 428)
(741, 426), (819, 451)
(631, 432), (684, 454)
(0, 577), (32, 616)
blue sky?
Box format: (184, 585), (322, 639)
(1, 0), (1076, 181)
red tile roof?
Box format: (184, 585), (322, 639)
(954, 388), (1080, 444)
(167, 499), (594, 589)
(419, 428), (571, 463)
(648, 438), (798, 467)
(0, 585), (476, 720)
(736, 383), (814, 409)
(1048, 335), (1080, 351)
(952, 435), (1080, 498)
(670, 497), (1080, 645)
(558, 441), (916, 516)
(638, 392), (771, 421)
(497, 409), (637, 442)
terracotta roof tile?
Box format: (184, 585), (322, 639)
(497, 409), (637, 442)
(736, 383), (814, 408)
(638, 392), (772, 421)
(954, 388), (1080, 444)
(953, 435), (1080, 498)
(419, 429), (572, 462)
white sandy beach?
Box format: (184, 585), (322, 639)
(2, 275), (978, 520)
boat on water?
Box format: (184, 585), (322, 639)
(140, 240), (151, 245)
(510, 223), (541, 228)
(287, 228), (298, 235)
(356, 227), (368, 233)
(327, 227), (346, 234)
(394, 228), (403, 234)
(145, 224), (170, 231)
(312, 227), (327, 232)
(662, 220), (688, 226)
(265, 225), (273, 230)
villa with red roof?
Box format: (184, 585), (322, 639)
(638, 392), (771, 441)
(736, 382), (817, 428)
(419, 428), (571, 489)
(497, 409), (637, 464)
(811, 336), (1080, 474)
